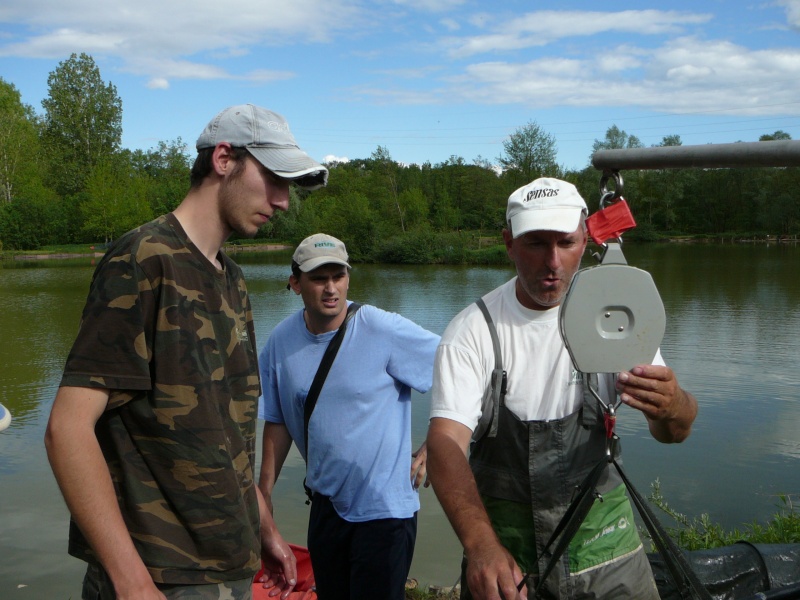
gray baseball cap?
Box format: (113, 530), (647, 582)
(196, 104), (328, 190)
(293, 234), (351, 272)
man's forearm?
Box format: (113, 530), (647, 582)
(426, 425), (500, 553)
(45, 392), (156, 596)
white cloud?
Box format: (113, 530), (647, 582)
(391, 0), (467, 12)
(404, 34), (800, 117)
(146, 77), (169, 90)
(0, 0), (359, 80)
(0, 28), (125, 57)
(370, 65), (443, 79)
(666, 64), (715, 81)
(442, 10), (712, 58)
(439, 18), (460, 32)
(778, 0), (800, 29)
(595, 48), (644, 74)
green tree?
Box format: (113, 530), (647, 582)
(0, 191), (61, 250)
(0, 78), (43, 204)
(41, 53), (123, 198)
(398, 188), (429, 229)
(657, 134), (682, 147)
(635, 135), (683, 231)
(592, 125), (643, 155)
(498, 120), (558, 186)
(82, 155), (152, 243)
(130, 139), (191, 214)
(369, 145), (405, 232)
(759, 130), (792, 141)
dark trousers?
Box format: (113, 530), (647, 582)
(307, 494), (417, 600)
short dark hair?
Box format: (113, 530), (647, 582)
(291, 260), (302, 280)
(189, 146), (249, 188)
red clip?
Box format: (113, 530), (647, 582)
(585, 199), (637, 245)
(603, 412), (616, 439)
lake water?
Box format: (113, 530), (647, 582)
(1, 242), (799, 598)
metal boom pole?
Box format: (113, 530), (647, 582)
(592, 140), (800, 172)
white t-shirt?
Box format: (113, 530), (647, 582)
(430, 278), (664, 431)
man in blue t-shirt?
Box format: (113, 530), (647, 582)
(258, 233), (440, 600)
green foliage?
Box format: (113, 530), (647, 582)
(404, 586), (458, 600)
(498, 120), (558, 186)
(468, 243), (511, 265)
(82, 155), (153, 243)
(2, 53), (800, 254)
(129, 139), (192, 214)
(657, 134), (683, 147)
(0, 192), (61, 250)
(759, 130), (792, 141)
(0, 78), (45, 206)
(591, 125), (644, 159)
(647, 479), (800, 551)
(378, 228), (439, 264)
(294, 191), (380, 262)
(41, 53), (123, 198)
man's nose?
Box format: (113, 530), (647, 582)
(271, 188), (290, 212)
(544, 245), (562, 270)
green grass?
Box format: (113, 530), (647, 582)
(647, 479), (800, 551)
(1, 243), (100, 257)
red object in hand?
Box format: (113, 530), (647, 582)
(253, 544), (317, 600)
(604, 412), (616, 440)
(586, 199), (637, 245)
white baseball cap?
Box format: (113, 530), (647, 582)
(507, 177), (588, 238)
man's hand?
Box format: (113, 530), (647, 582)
(464, 541), (527, 600)
(411, 442), (430, 489)
(256, 483), (296, 600)
(113, 579), (167, 600)
(617, 364), (698, 443)
(259, 531), (297, 600)
(427, 417), (526, 599)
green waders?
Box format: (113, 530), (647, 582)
(462, 300), (659, 599)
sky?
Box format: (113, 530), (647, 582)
(1, 0), (800, 172)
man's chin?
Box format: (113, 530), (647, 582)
(531, 289), (567, 308)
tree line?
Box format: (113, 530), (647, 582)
(1, 53), (798, 260)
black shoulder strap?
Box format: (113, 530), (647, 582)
(475, 298), (506, 440)
(302, 302), (361, 501)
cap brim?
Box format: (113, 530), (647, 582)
(298, 257), (351, 272)
(247, 146), (328, 190)
(510, 208), (583, 237)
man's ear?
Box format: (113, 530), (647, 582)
(288, 274), (301, 295)
(212, 143), (235, 176)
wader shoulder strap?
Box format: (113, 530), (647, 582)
(475, 298), (507, 440)
(302, 302), (361, 502)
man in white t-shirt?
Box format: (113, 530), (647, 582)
(426, 177), (698, 600)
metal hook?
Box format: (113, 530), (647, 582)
(599, 169), (624, 203)
(593, 170), (626, 254)
(587, 377), (622, 412)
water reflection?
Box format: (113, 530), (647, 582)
(1, 243), (799, 598)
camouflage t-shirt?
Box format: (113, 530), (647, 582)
(60, 213), (262, 584)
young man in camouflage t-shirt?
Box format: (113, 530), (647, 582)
(45, 105), (328, 600)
